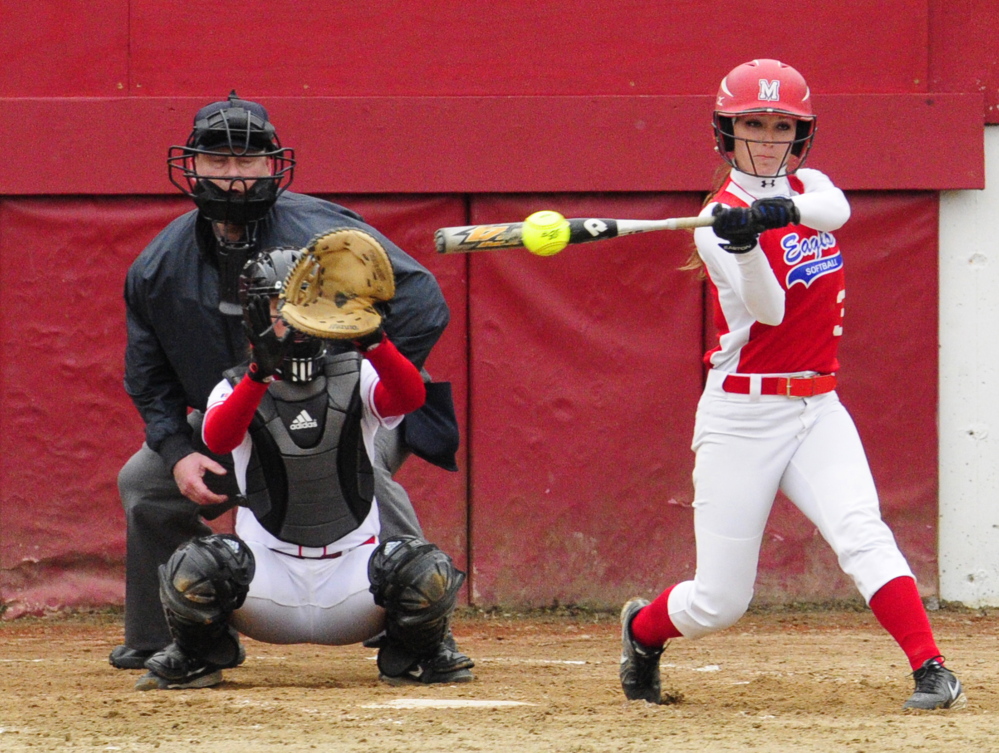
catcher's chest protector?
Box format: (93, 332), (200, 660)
(228, 351), (374, 547)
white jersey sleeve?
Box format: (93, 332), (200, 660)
(204, 378), (233, 421)
(790, 168), (851, 231)
(695, 205), (786, 326)
(359, 359), (404, 430)
(358, 358), (404, 471)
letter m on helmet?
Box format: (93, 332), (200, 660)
(758, 79), (781, 102)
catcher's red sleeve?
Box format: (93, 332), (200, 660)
(365, 337), (426, 418)
(203, 377), (269, 454)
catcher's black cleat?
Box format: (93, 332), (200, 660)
(903, 656), (967, 711)
(378, 640), (475, 686)
(109, 645), (157, 670)
(134, 641), (240, 691)
(619, 598), (665, 704)
(134, 666), (224, 691)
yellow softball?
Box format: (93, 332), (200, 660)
(521, 211), (571, 256)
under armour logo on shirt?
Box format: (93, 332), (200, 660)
(760, 179), (776, 188)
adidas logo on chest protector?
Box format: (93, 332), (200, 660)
(289, 409), (319, 431)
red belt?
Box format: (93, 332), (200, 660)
(274, 535), (376, 560)
(722, 374), (837, 397)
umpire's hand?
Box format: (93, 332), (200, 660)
(173, 452), (230, 506)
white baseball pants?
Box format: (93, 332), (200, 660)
(667, 369), (914, 639)
(230, 539), (385, 646)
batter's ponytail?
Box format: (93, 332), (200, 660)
(680, 165), (733, 275)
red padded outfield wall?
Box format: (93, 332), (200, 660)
(0, 0), (995, 614)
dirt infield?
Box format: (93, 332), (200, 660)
(1, 606), (996, 752)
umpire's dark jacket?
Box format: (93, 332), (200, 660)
(124, 191), (449, 471)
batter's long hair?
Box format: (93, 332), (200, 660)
(680, 164), (733, 276)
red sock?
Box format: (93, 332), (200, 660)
(869, 576), (941, 671)
(630, 585), (683, 649)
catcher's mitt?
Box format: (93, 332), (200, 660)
(279, 228), (396, 339)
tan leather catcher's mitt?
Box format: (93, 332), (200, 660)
(280, 228), (396, 339)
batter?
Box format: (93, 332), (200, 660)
(618, 59), (965, 712)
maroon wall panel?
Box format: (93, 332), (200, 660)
(0, 194), (468, 616)
(0, 0), (985, 612)
(827, 193), (940, 591)
(465, 192), (939, 607)
(0, 2), (129, 96)
(9, 0), (993, 112)
(465, 193), (706, 607)
(703, 193), (940, 603)
(0, 95), (983, 195)
(122, 1), (927, 97)
(930, 0), (999, 122)
(318, 195), (471, 571)
(0, 197), (184, 615)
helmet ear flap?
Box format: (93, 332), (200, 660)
(791, 119), (814, 157)
(716, 115), (736, 153)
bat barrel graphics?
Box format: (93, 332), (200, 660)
(435, 215), (715, 254)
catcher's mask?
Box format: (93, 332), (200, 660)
(712, 59), (816, 177)
(240, 248), (325, 384)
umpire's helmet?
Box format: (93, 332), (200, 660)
(167, 90), (296, 227)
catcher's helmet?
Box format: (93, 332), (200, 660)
(240, 248), (325, 384)
(713, 59), (816, 176)
(168, 91), (296, 228)
(239, 246), (302, 304)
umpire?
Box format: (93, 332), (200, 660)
(111, 91), (467, 673)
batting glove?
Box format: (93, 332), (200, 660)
(712, 205), (759, 254)
(751, 197), (800, 230)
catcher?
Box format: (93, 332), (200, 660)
(135, 235), (473, 690)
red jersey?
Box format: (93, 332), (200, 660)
(695, 168), (849, 375)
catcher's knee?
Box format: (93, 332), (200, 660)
(368, 536), (464, 674)
(159, 534), (255, 666)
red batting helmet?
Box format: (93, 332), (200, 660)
(713, 59), (816, 175)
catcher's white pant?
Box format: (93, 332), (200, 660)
(667, 369), (914, 640)
(230, 538), (385, 646)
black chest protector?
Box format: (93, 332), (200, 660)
(224, 351), (374, 547)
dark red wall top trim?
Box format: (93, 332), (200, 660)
(1, 94), (983, 195)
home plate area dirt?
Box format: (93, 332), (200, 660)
(1, 606), (997, 752)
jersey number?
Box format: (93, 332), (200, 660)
(833, 289), (845, 336)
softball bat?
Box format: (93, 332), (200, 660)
(434, 215), (715, 255)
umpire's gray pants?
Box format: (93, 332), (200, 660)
(118, 415), (423, 651)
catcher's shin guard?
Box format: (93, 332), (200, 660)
(368, 536), (467, 678)
(159, 534), (255, 667)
